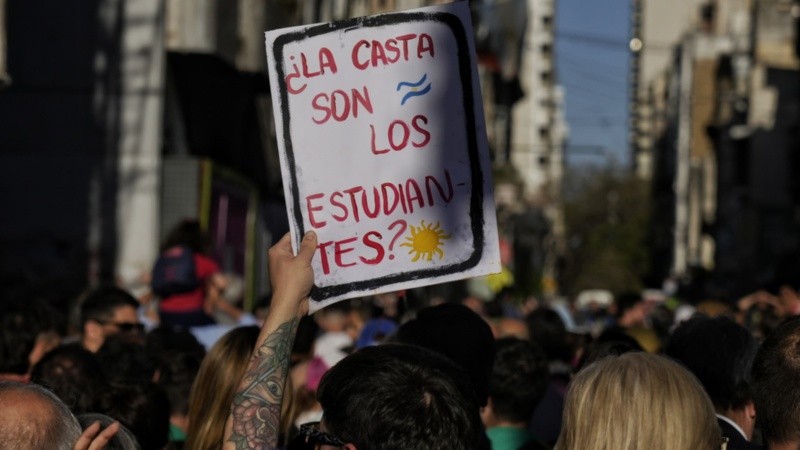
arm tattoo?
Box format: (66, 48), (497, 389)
(228, 318), (298, 450)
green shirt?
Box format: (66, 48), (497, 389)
(169, 424), (187, 442)
(486, 426), (535, 450)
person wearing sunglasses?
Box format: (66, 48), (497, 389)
(222, 232), (483, 450)
(80, 286), (143, 353)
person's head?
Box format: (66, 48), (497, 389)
(744, 301), (783, 342)
(96, 382), (170, 450)
(77, 413), (141, 450)
(315, 344), (482, 450)
(576, 328), (643, 371)
(555, 352), (721, 450)
(186, 326), (261, 450)
(491, 317), (529, 340)
(751, 315), (800, 447)
(0, 298), (64, 379)
(154, 352), (201, 430)
(96, 335), (155, 386)
(146, 326), (205, 430)
(0, 380), (82, 450)
(80, 286), (141, 353)
(483, 338), (549, 427)
(161, 219), (209, 254)
(145, 326), (206, 370)
(314, 302), (351, 333)
(30, 343), (108, 415)
(524, 307), (572, 364)
(615, 292), (646, 327)
(0, 300), (40, 378)
(395, 303), (495, 407)
(665, 315), (758, 415)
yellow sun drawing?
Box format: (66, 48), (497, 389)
(400, 220), (451, 262)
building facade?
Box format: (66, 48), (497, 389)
(0, 0), (7, 89)
(0, 0), (567, 302)
(639, 0), (800, 297)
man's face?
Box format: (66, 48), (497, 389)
(99, 305), (141, 338)
(83, 304), (143, 352)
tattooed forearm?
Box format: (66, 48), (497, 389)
(228, 318), (299, 450)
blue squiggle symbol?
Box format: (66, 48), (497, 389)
(397, 74), (432, 105)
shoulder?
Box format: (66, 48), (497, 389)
(717, 419), (762, 450)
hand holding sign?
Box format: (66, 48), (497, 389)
(266, 2), (500, 312)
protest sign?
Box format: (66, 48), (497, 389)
(265, 2), (501, 312)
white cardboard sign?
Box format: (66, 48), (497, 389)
(265, 2), (500, 312)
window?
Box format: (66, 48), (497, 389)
(542, 15), (553, 31)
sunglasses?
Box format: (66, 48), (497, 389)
(288, 422), (346, 449)
(95, 320), (145, 333)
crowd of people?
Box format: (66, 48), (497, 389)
(2, 227), (800, 450)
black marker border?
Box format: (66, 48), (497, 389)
(272, 11), (485, 301)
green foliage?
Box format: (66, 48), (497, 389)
(561, 166), (651, 297)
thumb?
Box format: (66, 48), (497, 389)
(297, 231), (317, 262)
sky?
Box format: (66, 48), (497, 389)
(555, 0), (632, 167)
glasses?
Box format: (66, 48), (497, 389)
(290, 422), (346, 449)
(95, 320), (144, 333)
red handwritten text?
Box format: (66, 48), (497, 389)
(316, 230), (386, 274)
(316, 219), (414, 274)
(371, 115), (430, 154)
(305, 169), (455, 229)
(312, 86), (374, 124)
(351, 33), (435, 70)
(284, 48), (338, 95)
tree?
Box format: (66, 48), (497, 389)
(561, 165), (651, 297)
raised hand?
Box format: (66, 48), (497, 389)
(223, 231), (317, 450)
(73, 421), (120, 450)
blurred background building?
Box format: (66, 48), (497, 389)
(0, 0), (7, 89)
(0, 0), (291, 308)
(633, 0), (800, 298)
(471, 0), (566, 296)
(0, 0), (567, 306)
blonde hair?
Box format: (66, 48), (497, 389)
(185, 326), (296, 450)
(555, 352), (721, 450)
